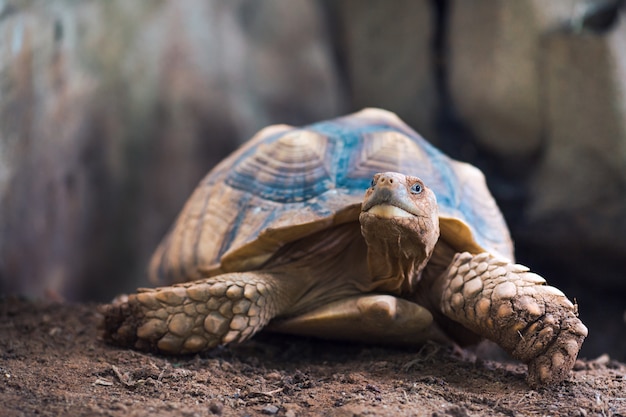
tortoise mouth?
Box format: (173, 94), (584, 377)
(361, 187), (423, 218)
(363, 204), (417, 219)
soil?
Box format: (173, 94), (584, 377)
(1, 298), (625, 417)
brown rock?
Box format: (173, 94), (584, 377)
(329, 0), (437, 140)
(0, 0), (344, 300)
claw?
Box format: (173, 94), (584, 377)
(440, 252), (587, 387)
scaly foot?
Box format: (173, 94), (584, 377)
(438, 252), (588, 387)
(102, 272), (288, 354)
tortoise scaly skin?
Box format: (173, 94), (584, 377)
(103, 109), (587, 388)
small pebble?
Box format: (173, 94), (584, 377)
(261, 404), (279, 415)
(265, 371), (282, 381)
(366, 383), (381, 393)
(208, 402), (223, 415)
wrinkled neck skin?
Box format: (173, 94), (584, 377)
(359, 213), (439, 295)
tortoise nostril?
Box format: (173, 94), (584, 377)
(378, 175), (393, 185)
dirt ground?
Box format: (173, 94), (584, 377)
(1, 298), (625, 417)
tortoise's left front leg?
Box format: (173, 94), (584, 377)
(434, 252), (588, 388)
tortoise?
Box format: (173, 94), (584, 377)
(103, 108), (587, 387)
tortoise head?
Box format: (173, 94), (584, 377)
(359, 172), (440, 293)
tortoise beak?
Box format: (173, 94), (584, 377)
(361, 172), (421, 217)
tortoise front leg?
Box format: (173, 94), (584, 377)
(102, 271), (296, 354)
(435, 252), (588, 388)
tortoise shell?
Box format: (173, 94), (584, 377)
(149, 108), (513, 284)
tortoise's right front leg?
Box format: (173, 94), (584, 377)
(434, 252), (588, 388)
(102, 272), (293, 354)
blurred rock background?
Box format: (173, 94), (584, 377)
(0, 0), (624, 360)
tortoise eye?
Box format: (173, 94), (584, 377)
(370, 178), (376, 188)
(410, 182), (423, 194)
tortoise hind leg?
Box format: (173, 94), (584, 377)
(268, 294), (447, 346)
(434, 252), (588, 387)
(102, 271), (295, 354)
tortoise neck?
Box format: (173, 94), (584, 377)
(359, 214), (439, 294)
(364, 237), (432, 294)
